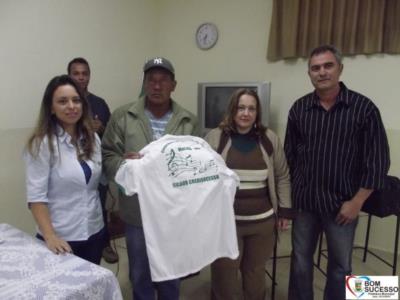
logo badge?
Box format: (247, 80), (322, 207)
(346, 275), (399, 299)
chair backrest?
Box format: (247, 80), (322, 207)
(362, 176), (400, 217)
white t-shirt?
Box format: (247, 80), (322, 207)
(115, 134), (239, 281)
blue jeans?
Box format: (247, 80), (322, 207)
(125, 224), (180, 300)
(288, 211), (358, 300)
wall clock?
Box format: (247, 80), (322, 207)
(196, 22), (218, 50)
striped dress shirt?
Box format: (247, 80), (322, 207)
(145, 109), (172, 140)
(284, 82), (390, 212)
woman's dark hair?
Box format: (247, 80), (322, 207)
(26, 75), (95, 160)
(219, 88), (267, 137)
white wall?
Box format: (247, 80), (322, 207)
(157, 0), (400, 130)
(0, 0), (159, 233)
(157, 0), (400, 252)
(1, 0), (400, 253)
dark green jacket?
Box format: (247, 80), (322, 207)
(102, 97), (199, 226)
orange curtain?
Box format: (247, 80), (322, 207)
(267, 0), (400, 61)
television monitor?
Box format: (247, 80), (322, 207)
(197, 81), (271, 136)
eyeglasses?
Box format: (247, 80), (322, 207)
(237, 105), (257, 114)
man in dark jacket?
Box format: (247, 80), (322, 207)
(68, 57), (118, 264)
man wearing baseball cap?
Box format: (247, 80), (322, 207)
(102, 57), (199, 299)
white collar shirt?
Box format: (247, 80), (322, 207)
(24, 129), (104, 241)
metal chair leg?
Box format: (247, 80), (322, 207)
(392, 215), (400, 275)
(271, 233), (278, 300)
(363, 214), (372, 262)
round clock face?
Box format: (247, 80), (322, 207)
(196, 23), (218, 50)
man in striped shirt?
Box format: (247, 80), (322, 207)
(285, 45), (390, 300)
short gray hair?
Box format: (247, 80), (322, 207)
(308, 45), (342, 66)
